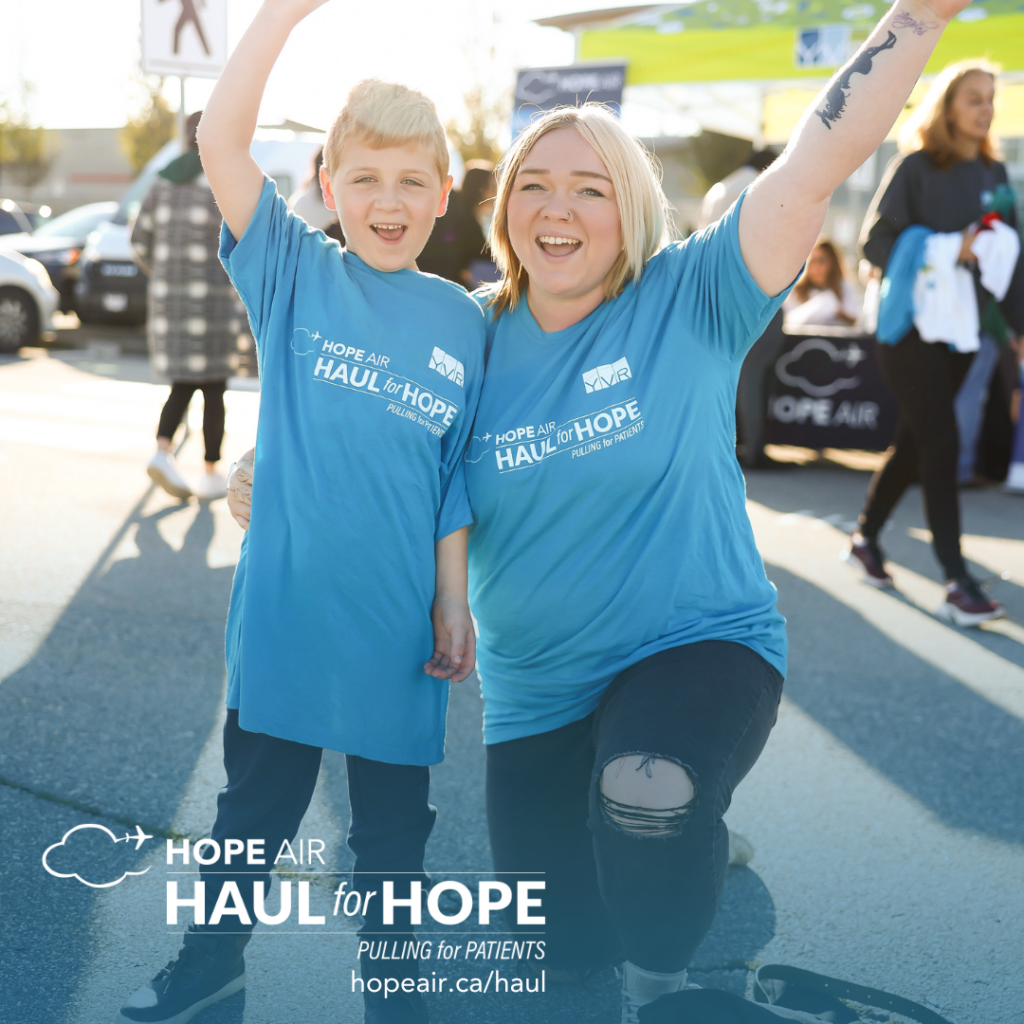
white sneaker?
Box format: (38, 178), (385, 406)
(620, 960), (694, 1024)
(727, 829), (754, 867)
(147, 450), (191, 500)
(193, 471), (227, 501)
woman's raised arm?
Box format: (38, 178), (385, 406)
(739, 0), (972, 296)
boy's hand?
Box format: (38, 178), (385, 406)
(227, 447), (255, 530)
(425, 596), (476, 684)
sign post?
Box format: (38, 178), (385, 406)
(141, 0), (228, 141)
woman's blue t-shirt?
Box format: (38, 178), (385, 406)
(220, 178), (484, 765)
(465, 195), (790, 744)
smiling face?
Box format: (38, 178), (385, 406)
(947, 71), (995, 144)
(321, 139), (452, 272)
(505, 127), (624, 319)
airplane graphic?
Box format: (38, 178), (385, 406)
(114, 825), (154, 850)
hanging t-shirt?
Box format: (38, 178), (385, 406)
(220, 177), (484, 765)
(465, 194), (790, 744)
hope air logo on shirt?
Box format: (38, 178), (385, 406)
(468, 397), (646, 474)
(290, 328), (460, 438)
(582, 357), (631, 393)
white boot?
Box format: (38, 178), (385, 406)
(621, 960), (693, 1024)
(147, 449), (191, 499)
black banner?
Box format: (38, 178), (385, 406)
(764, 329), (898, 451)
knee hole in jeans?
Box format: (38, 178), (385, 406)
(598, 754), (696, 838)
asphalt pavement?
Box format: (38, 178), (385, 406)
(2, 333), (1023, 1024)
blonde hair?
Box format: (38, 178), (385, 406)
(899, 59), (1001, 170)
(487, 104), (673, 316)
(323, 79), (449, 182)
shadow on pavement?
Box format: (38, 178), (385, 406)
(770, 563), (1024, 843)
(0, 495), (234, 1023)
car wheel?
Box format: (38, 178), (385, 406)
(0, 286), (39, 353)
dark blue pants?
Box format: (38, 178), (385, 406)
(199, 709), (435, 979)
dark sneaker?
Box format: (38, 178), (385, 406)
(937, 577), (1006, 627)
(364, 988), (429, 1024)
(842, 532), (893, 588)
(116, 927), (246, 1023)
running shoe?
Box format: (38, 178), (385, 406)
(146, 450), (192, 500)
(116, 927), (245, 1023)
(937, 577), (1006, 627)
(192, 471), (227, 501)
(620, 961), (696, 1024)
(842, 532), (893, 588)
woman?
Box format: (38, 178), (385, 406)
(229, 3), (978, 1018)
(849, 59), (1021, 624)
(132, 111), (245, 501)
(783, 238), (862, 327)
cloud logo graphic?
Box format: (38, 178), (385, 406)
(42, 824), (153, 888)
(290, 328), (321, 356)
(775, 337), (867, 398)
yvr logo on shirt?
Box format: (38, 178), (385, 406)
(429, 347), (465, 387)
(582, 357), (631, 393)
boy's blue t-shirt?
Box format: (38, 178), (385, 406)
(465, 195), (791, 744)
(220, 177), (484, 765)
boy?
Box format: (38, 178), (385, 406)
(117, 3), (484, 1023)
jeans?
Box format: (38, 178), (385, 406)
(198, 709), (435, 980)
(859, 329), (973, 580)
(485, 641), (784, 974)
(954, 333), (1000, 483)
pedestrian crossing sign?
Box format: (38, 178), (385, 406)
(141, 0), (227, 79)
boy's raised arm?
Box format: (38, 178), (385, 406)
(197, 0), (331, 240)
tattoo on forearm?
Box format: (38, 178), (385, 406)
(892, 10), (939, 35)
(815, 31), (898, 129)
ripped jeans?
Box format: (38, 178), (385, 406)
(485, 641), (783, 974)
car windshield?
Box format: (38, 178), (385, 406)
(34, 204), (118, 239)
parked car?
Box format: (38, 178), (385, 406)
(76, 130), (323, 325)
(0, 201), (118, 313)
(0, 249), (59, 352)
(0, 199), (33, 237)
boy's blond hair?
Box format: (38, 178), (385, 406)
(323, 79), (449, 182)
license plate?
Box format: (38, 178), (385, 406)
(101, 293), (128, 312)
(100, 263), (138, 277)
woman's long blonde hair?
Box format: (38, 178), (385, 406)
(486, 104), (674, 316)
(898, 59), (1001, 170)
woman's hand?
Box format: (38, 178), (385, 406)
(959, 226), (980, 263)
(263, 0), (332, 17)
(425, 596), (477, 683)
(227, 447), (255, 530)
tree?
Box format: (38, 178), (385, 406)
(447, 85), (507, 167)
(0, 84), (51, 191)
(121, 79), (176, 177)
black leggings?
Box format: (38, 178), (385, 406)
(157, 380), (227, 464)
(858, 331), (973, 580)
(485, 641), (783, 974)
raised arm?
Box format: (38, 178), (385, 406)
(739, 0), (972, 296)
(196, 0), (330, 240)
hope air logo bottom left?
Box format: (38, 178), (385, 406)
(42, 823), (155, 888)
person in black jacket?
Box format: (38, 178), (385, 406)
(849, 59), (1022, 625)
